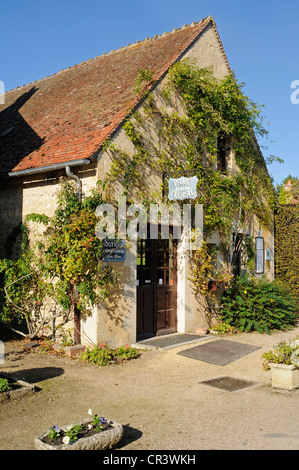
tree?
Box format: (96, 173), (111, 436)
(276, 175), (299, 204)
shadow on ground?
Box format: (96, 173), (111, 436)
(3, 367), (64, 384)
(116, 424), (143, 448)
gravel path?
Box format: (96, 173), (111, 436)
(0, 327), (298, 451)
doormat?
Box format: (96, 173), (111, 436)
(177, 339), (261, 366)
(199, 376), (258, 392)
(137, 333), (206, 349)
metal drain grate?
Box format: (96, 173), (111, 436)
(200, 376), (257, 392)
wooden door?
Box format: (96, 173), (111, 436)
(137, 228), (177, 339)
(137, 237), (155, 338)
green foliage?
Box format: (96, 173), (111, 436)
(104, 61), (276, 285)
(189, 241), (234, 296)
(210, 322), (238, 335)
(261, 336), (299, 369)
(64, 423), (84, 442)
(43, 182), (117, 312)
(219, 276), (298, 333)
(0, 247), (52, 329)
(276, 175), (299, 204)
(0, 378), (11, 393)
(133, 68), (154, 95)
(0, 179), (119, 338)
(47, 425), (61, 441)
(80, 343), (140, 366)
(90, 414), (107, 432)
(275, 204), (299, 302)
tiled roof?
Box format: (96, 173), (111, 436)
(0, 16), (224, 176)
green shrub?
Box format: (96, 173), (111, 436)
(275, 205), (299, 302)
(80, 344), (140, 366)
(210, 322), (238, 335)
(0, 378), (11, 393)
(219, 276), (298, 333)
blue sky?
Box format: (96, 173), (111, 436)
(0, 0), (298, 185)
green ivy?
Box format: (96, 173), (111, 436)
(103, 60), (277, 295)
(275, 204), (299, 302)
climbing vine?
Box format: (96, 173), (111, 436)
(103, 60), (277, 280)
(0, 179), (118, 339)
(275, 204), (299, 302)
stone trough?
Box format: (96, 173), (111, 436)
(0, 372), (35, 403)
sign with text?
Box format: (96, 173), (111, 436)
(103, 239), (126, 262)
(255, 236), (264, 274)
(168, 175), (198, 200)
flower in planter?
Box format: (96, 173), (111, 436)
(291, 349), (299, 367)
(290, 339), (299, 349)
(36, 410), (123, 450)
(62, 435), (70, 445)
(47, 425), (61, 441)
(261, 335), (299, 369)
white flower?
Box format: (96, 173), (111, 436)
(290, 339), (299, 349)
(62, 435), (70, 445)
(65, 425), (73, 431)
(88, 408), (93, 416)
(291, 350), (299, 367)
(88, 424), (93, 430)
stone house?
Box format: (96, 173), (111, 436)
(0, 16), (275, 347)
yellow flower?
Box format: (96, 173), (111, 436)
(244, 290), (247, 294)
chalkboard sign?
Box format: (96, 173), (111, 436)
(103, 239), (126, 262)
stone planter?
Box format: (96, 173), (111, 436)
(270, 363), (299, 391)
(34, 419), (123, 450)
(0, 373), (35, 403)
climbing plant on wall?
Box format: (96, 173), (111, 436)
(102, 60), (277, 287)
(275, 204), (299, 302)
(0, 179), (118, 339)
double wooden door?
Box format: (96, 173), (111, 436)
(137, 229), (177, 339)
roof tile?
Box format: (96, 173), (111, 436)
(0, 17), (213, 175)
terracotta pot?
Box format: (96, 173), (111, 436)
(194, 328), (208, 336)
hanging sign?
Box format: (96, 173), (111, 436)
(168, 175), (198, 201)
(103, 239), (126, 262)
(255, 236), (264, 274)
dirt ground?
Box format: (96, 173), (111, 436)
(0, 326), (299, 451)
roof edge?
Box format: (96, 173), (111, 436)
(6, 158), (91, 178)
(3, 17), (213, 95)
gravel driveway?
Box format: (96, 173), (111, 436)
(0, 327), (298, 451)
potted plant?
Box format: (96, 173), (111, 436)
(34, 409), (123, 450)
(261, 336), (299, 391)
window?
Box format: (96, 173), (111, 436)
(216, 132), (227, 173)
